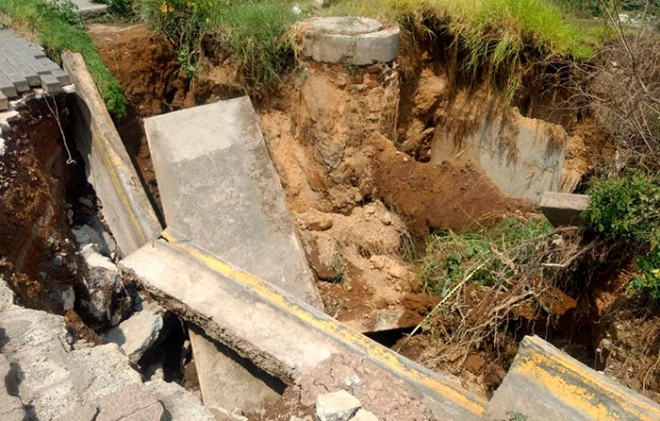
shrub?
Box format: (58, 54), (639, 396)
(585, 172), (660, 298)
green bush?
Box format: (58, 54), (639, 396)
(0, 0), (127, 118)
(585, 172), (660, 298)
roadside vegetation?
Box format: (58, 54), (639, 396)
(0, 0), (127, 117)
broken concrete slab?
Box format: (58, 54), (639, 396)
(316, 390), (361, 421)
(143, 97), (321, 308)
(120, 236), (488, 421)
(0, 275), (15, 311)
(188, 326), (282, 414)
(540, 192), (590, 227)
(62, 52), (162, 257)
(104, 307), (164, 364)
(482, 335), (660, 421)
(298, 17), (400, 65)
(352, 409), (379, 421)
(144, 97), (323, 414)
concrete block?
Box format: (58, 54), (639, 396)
(144, 97), (322, 308)
(120, 238), (488, 421)
(299, 17), (400, 65)
(540, 192), (590, 227)
(62, 51), (162, 256)
(41, 74), (64, 93)
(96, 385), (164, 421)
(3, 70), (30, 93)
(188, 326), (282, 414)
(316, 390), (361, 421)
(482, 335), (660, 421)
(104, 307), (164, 364)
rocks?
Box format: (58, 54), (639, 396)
(352, 409), (379, 421)
(78, 244), (132, 329)
(316, 390), (361, 421)
(72, 216), (118, 259)
(104, 303), (164, 364)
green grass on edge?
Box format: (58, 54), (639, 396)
(0, 0), (127, 118)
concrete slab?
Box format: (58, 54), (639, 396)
(482, 335), (660, 421)
(119, 236), (488, 421)
(189, 327), (282, 414)
(144, 97), (322, 308)
(144, 97), (322, 416)
(540, 192), (590, 227)
(70, 0), (110, 17)
(62, 52), (162, 257)
(298, 17), (400, 65)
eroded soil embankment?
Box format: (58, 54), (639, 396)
(85, 23), (660, 404)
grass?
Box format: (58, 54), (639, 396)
(0, 0), (127, 118)
(418, 217), (552, 296)
(133, 0), (605, 96)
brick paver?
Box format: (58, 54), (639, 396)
(0, 28), (73, 110)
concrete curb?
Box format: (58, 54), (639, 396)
(483, 336), (660, 420)
(120, 229), (488, 421)
(62, 51), (162, 256)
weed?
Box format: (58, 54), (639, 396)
(503, 412), (529, 421)
(0, 0), (127, 118)
(419, 217), (552, 295)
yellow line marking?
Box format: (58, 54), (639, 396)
(161, 229), (486, 417)
(515, 345), (660, 420)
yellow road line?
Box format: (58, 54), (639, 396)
(161, 228), (486, 417)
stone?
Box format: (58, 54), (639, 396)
(299, 17), (400, 66)
(78, 244), (132, 328)
(96, 385), (164, 421)
(144, 379), (215, 421)
(103, 307), (164, 364)
(72, 216), (118, 258)
(540, 192), (590, 227)
(316, 390), (361, 421)
(352, 409), (379, 421)
(481, 335), (660, 421)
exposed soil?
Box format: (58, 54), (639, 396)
(0, 98), (81, 313)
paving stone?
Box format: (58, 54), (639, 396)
(316, 390), (361, 421)
(41, 74), (63, 93)
(96, 385), (163, 421)
(37, 57), (63, 72)
(0, 66), (29, 93)
(52, 68), (73, 85)
(0, 71), (18, 98)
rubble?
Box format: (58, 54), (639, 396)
(104, 302), (164, 364)
(316, 390), (361, 421)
